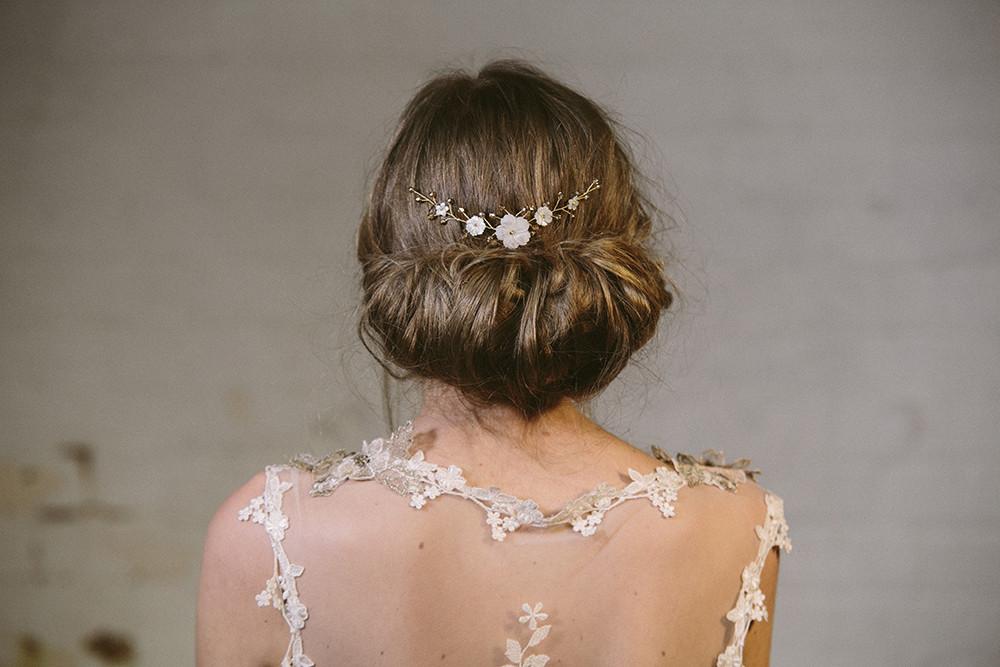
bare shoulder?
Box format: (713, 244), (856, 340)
(621, 444), (788, 664)
(195, 469), (289, 666)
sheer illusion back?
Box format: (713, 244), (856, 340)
(237, 421), (791, 667)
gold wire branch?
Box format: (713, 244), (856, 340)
(407, 179), (601, 249)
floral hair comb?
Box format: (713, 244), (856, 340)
(407, 179), (601, 249)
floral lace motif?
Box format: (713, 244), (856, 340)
(651, 445), (760, 491)
(239, 421), (791, 667)
(289, 420), (686, 541)
(237, 465), (314, 667)
(500, 602), (552, 666)
(716, 492), (793, 667)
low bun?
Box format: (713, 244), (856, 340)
(358, 236), (673, 417)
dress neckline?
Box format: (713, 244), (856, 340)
(288, 419), (758, 541)
(392, 420), (673, 515)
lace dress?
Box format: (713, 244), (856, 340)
(237, 421), (792, 667)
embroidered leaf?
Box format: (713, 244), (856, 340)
(527, 624), (551, 648)
(523, 655), (550, 666)
(505, 639), (522, 663)
(623, 481), (645, 495)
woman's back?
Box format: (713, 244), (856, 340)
(196, 59), (793, 666)
(199, 419), (791, 666)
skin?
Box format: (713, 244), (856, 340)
(196, 380), (782, 665)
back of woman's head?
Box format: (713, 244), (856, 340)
(357, 59), (676, 419)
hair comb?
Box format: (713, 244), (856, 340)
(408, 179), (601, 249)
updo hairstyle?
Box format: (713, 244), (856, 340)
(357, 59), (676, 419)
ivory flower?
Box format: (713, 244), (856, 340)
(434, 464), (466, 491)
(518, 602), (548, 630)
(496, 214), (531, 249)
(534, 206), (553, 226)
(465, 215), (486, 236)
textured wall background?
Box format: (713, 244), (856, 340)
(2, 1), (998, 665)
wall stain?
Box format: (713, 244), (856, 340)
(60, 441), (94, 475)
(20, 634), (41, 658)
(36, 441), (128, 524)
(82, 629), (135, 664)
(10, 633), (75, 666)
(0, 461), (62, 517)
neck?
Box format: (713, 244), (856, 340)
(408, 381), (634, 493)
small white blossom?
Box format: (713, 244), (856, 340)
(264, 511), (289, 541)
(409, 493), (427, 509)
(486, 510), (508, 541)
(285, 600), (308, 630)
(717, 644), (742, 667)
(533, 205), (553, 226)
(651, 491), (676, 518)
(465, 215), (486, 236)
(434, 201), (449, 217)
(567, 195), (580, 210)
(571, 515), (598, 536)
(518, 602), (549, 630)
(434, 464), (466, 491)
(748, 589), (768, 622)
(495, 213), (531, 249)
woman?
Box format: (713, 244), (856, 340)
(196, 58), (791, 666)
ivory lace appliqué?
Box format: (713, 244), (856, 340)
(237, 421), (791, 667)
(500, 602), (552, 667)
(715, 492), (793, 667)
(237, 465), (314, 667)
(651, 445), (761, 491)
(289, 420), (687, 541)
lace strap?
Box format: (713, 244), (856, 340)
(715, 492), (792, 667)
(237, 464), (315, 667)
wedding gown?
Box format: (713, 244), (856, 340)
(236, 420), (792, 667)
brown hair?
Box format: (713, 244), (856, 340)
(357, 59), (676, 419)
